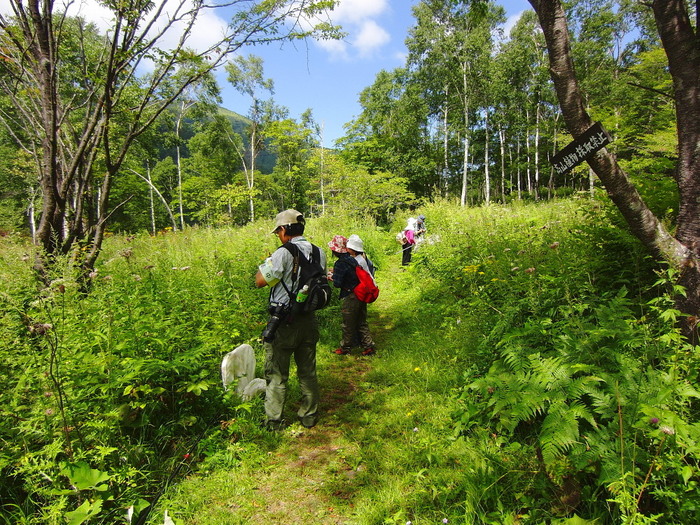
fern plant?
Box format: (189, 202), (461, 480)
(459, 279), (700, 522)
(469, 351), (605, 467)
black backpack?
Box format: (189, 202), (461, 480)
(281, 242), (332, 313)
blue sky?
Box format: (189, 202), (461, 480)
(0, 0), (530, 147)
(218, 0), (531, 147)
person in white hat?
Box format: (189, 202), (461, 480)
(255, 209), (326, 430)
(401, 217), (418, 266)
(330, 234), (377, 356)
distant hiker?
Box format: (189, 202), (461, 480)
(330, 234), (377, 356)
(401, 217), (418, 266)
(328, 234), (363, 348)
(255, 209), (327, 430)
(416, 214), (427, 244)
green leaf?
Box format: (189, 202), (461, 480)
(551, 514), (601, 524)
(681, 466), (694, 484)
(61, 462), (111, 491)
(65, 499), (103, 525)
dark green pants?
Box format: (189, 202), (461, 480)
(263, 312), (319, 423)
(340, 293), (375, 351)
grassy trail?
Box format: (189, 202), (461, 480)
(165, 249), (455, 524)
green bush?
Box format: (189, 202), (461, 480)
(2, 200), (698, 524)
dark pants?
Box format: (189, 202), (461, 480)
(264, 312), (319, 423)
(402, 242), (413, 266)
(340, 293), (375, 351)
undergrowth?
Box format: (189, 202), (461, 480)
(1, 198), (698, 524)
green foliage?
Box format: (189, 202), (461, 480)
(0, 225), (275, 523)
(0, 146), (34, 233)
(414, 200), (700, 523)
(2, 199), (699, 524)
(320, 153), (415, 225)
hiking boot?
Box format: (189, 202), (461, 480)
(334, 348), (350, 355)
(264, 419), (285, 431)
(361, 347), (376, 356)
(299, 414), (318, 428)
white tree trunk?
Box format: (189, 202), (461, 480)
(27, 185), (37, 243)
(534, 102), (541, 200)
(525, 108), (532, 194)
(461, 133), (470, 207)
(499, 125), (506, 203)
(320, 122), (326, 215)
(443, 85), (449, 196)
(484, 112), (490, 205)
(175, 102), (187, 231)
(147, 162), (156, 235)
(517, 136), (522, 199)
(460, 66), (470, 207)
(248, 123), (257, 223)
(130, 169), (178, 231)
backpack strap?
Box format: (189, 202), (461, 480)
(269, 242), (299, 305)
(280, 242), (323, 303)
(280, 242), (320, 295)
(361, 253), (376, 277)
(282, 242), (320, 270)
(281, 242), (300, 287)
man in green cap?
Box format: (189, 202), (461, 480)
(255, 209), (326, 429)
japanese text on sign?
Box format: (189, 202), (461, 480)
(551, 122), (612, 176)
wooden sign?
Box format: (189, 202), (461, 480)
(552, 122), (612, 175)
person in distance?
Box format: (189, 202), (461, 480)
(330, 234), (377, 357)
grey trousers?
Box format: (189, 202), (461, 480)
(263, 312), (319, 422)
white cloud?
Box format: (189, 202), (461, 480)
(502, 10), (526, 40)
(2, 0), (393, 63)
(68, 0), (115, 33)
(3, 0), (229, 54)
(353, 19), (390, 58)
(329, 0), (389, 24)
(316, 37), (351, 61)
(318, 0), (392, 60)
(393, 50), (407, 63)
(158, 8), (229, 54)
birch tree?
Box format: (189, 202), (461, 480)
(225, 54), (278, 223)
(0, 0), (339, 277)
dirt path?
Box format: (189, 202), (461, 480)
(175, 264), (406, 524)
(219, 298), (401, 524)
(241, 355), (374, 524)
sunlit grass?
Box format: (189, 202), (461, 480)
(153, 199), (607, 523)
(4, 198), (685, 524)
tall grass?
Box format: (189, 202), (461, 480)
(1, 198), (698, 524)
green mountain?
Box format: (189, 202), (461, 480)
(217, 106), (276, 174)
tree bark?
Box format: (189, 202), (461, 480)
(651, 0), (700, 336)
(652, 1), (700, 252)
(529, 0), (699, 338)
(484, 111), (490, 204)
(534, 102), (540, 200)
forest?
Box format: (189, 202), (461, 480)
(1, 0), (699, 523)
(0, 1), (681, 235)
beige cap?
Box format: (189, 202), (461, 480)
(271, 209), (305, 233)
